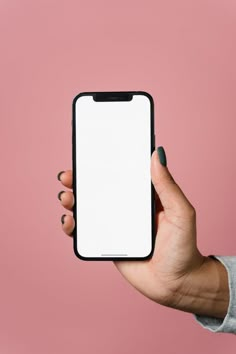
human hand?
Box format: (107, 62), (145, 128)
(57, 147), (229, 318)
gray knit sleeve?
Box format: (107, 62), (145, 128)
(194, 255), (236, 333)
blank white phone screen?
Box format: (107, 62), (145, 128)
(75, 94), (152, 258)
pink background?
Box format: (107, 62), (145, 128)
(1, 0), (236, 353)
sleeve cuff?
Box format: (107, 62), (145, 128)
(194, 255), (236, 334)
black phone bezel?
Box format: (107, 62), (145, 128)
(72, 91), (156, 261)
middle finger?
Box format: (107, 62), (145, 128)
(58, 190), (74, 211)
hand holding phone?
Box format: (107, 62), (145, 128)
(57, 148), (228, 319)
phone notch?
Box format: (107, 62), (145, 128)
(93, 92), (133, 102)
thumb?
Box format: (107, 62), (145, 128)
(151, 147), (193, 216)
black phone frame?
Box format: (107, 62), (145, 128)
(72, 91), (156, 261)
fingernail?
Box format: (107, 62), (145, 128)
(61, 214), (66, 224)
(58, 191), (65, 201)
(57, 171), (65, 181)
(157, 146), (167, 166)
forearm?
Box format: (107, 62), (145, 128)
(171, 256), (229, 318)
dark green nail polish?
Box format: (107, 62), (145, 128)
(57, 171), (65, 181)
(157, 146), (167, 166)
(58, 191), (65, 201)
(61, 214), (66, 224)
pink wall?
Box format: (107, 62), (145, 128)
(1, 0), (236, 353)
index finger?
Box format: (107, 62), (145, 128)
(57, 170), (73, 189)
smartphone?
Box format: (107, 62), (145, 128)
(72, 91), (156, 260)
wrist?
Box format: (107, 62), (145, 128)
(170, 256), (229, 318)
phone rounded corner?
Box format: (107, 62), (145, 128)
(73, 233), (88, 261)
(73, 243), (88, 261)
(72, 92), (89, 107)
(136, 91), (154, 106)
(143, 244), (155, 260)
